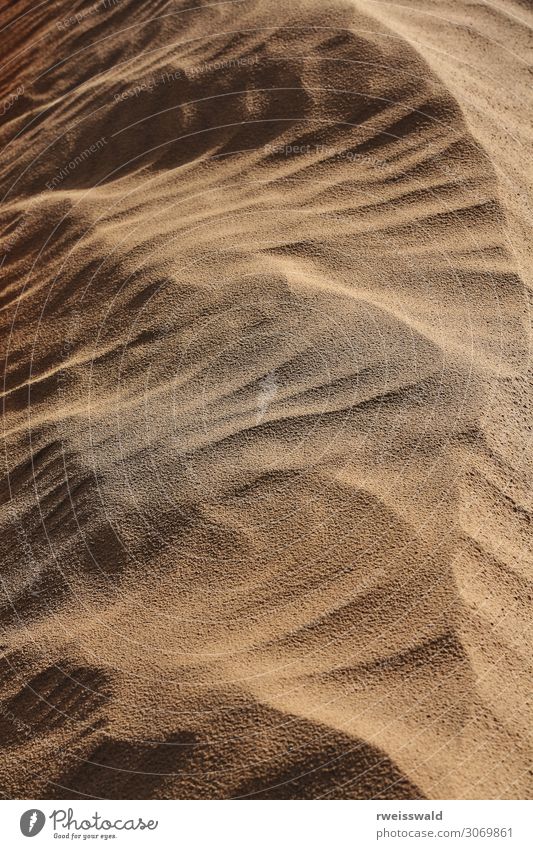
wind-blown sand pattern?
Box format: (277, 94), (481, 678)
(0, 0), (532, 799)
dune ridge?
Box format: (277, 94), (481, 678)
(0, 0), (531, 799)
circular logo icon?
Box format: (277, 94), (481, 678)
(20, 810), (46, 837)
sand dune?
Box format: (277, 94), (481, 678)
(0, 0), (531, 799)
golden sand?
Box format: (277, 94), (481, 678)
(0, 0), (531, 799)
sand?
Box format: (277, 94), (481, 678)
(0, 0), (531, 799)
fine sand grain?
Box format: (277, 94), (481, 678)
(0, 0), (531, 799)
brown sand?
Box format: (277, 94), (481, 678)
(0, 0), (531, 799)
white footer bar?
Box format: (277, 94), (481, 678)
(3, 799), (531, 848)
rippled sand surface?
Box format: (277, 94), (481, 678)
(0, 0), (531, 799)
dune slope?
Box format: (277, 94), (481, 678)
(0, 0), (531, 799)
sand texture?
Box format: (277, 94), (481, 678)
(0, 0), (532, 799)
